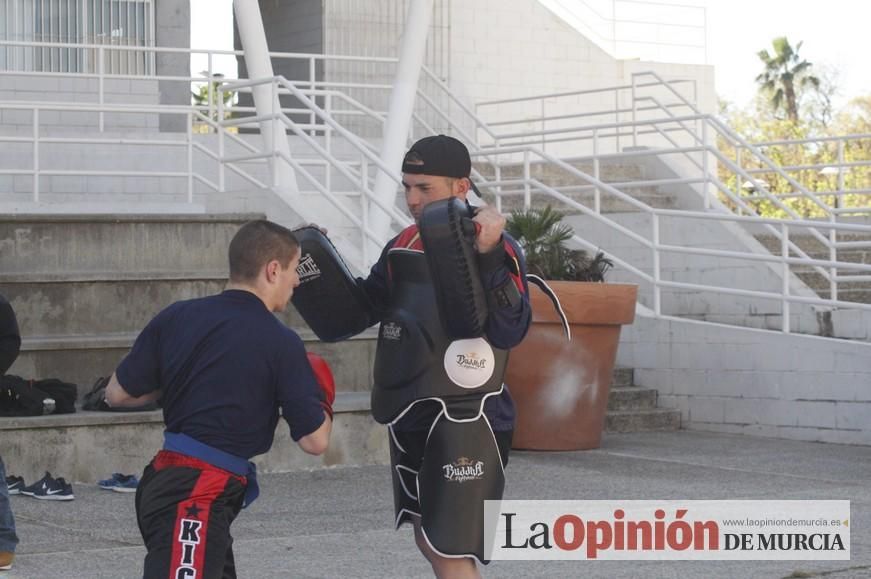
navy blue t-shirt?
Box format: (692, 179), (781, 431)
(116, 290), (325, 458)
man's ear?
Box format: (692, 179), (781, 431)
(454, 177), (470, 199)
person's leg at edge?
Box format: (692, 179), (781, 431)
(0, 457), (19, 569)
(412, 515), (481, 579)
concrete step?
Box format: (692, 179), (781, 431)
(756, 232), (871, 305)
(0, 273), (325, 336)
(0, 392), (387, 484)
(477, 160), (646, 185)
(607, 386), (657, 411)
(611, 366), (634, 387)
(0, 275), (230, 336)
(605, 366), (681, 429)
(605, 408), (682, 433)
(0, 214), (260, 275)
(474, 159), (679, 213)
(496, 189), (677, 214)
(12, 329), (378, 399)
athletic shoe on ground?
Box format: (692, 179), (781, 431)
(21, 472), (74, 501)
(4, 475), (24, 495)
(98, 473), (139, 493)
(18, 472), (52, 497)
(0, 551), (13, 570)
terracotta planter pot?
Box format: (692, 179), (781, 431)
(506, 281), (638, 450)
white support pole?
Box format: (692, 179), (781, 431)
(368, 0), (434, 258)
(233, 0), (298, 197)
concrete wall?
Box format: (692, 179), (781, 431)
(155, 0), (191, 132)
(0, 397), (389, 483)
(0, 215), (378, 394)
(619, 313), (871, 445)
(448, 0), (716, 143)
(0, 75), (160, 134)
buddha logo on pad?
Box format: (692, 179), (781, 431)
(444, 338), (495, 388)
(443, 457), (485, 483)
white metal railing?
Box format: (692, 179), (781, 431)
(4, 42), (871, 336)
(472, 70), (871, 301)
(733, 133), (871, 216)
(215, 75), (412, 266)
(469, 144), (871, 334)
(0, 39), (471, 145)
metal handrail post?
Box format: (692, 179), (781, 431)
(735, 146), (742, 216)
(361, 152), (370, 265)
(593, 128), (601, 214)
(325, 92), (333, 198)
(631, 73), (638, 147)
(217, 93), (226, 192)
(837, 140), (845, 211)
(494, 157), (503, 214)
(702, 121), (710, 209)
(781, 223), (791, 333)
(523, 149), (531, 210)
(309, 56), (317, 136)
(829, 213), (838, 302)
(32, 109), (39, 203)
(271, 79), (278, 188)
(187, 111), (194, 203)
(98, 47), (104, 132)
(652, 212), (661, 315)
(207, 53), (215, 131)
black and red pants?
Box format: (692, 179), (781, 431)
(135, 451), (247, 579)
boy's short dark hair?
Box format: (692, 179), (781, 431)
(228, 220), (299, 282)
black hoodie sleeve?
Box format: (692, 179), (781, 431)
(0, 296), (21, 375)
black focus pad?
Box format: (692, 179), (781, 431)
(418, 198), (488, 339)
(418, 415), (506, 563)
(290, 227), (372, 342)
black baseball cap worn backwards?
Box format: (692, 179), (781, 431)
(402, 134), (471, 179)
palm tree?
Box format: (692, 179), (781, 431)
(756, 37), (819, 123)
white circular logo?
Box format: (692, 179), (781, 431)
(443, 338), (495, 389)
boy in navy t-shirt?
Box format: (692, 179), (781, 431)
(106, 220), (333, 579)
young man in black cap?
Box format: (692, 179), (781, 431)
(106, 220), (334, 579)
(359, 135), (532, 578)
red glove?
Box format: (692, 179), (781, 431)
(307, 352), (335, 419)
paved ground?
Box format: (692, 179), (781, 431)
(3, 430), (870, 578)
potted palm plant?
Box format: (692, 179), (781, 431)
(505, 206), (638, 450)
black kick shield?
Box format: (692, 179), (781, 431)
(290, 226), (372, 342)
(417, 414), (506, 563)
(418, 197), (488, 339)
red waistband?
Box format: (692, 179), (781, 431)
(153, 450), (247, 485)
